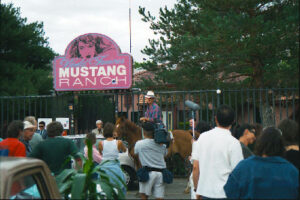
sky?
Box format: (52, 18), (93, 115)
(2, 0), (177, 63)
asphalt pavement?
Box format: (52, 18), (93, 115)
(126, 178), (191, 199)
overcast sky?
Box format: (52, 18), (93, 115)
(2, 0), (176, 62)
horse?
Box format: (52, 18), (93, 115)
(115, 117), (200, 169)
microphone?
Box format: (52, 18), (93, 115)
(185, 100), (200, 110)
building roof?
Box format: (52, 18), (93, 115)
(133, 70), (155, 84)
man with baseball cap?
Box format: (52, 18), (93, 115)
(19, 120), (36, 156)
(140, 91), (164, 129)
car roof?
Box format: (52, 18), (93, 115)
(0, 157), (47, 197)
(0, 157), (46, 178)
(0, 157), (61, 199)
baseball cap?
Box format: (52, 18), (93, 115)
(23, 121), (36, 130)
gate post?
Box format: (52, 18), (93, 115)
(114, 92), (119, 123)
(68, 93), (75, 135)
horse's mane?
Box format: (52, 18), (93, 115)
(127, 120), (140, 132)
(116, 116), (141, 136)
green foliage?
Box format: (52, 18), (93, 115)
(178, 121), (190, 130)
(133, 61), (144, 70)
(55, 139), (126, 199)
(0, 3), (56, 96)
(137, 0), (299, 90)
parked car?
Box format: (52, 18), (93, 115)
(0, 157), (61, 199)
(63, 134), (137, 188)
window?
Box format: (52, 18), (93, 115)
(162, 111), (173, 130)
(10, 174), (41, 199)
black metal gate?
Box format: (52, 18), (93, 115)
(75, 94), (115, 134)
(0, 92), (116, 137)
(0, 88), (298, 139)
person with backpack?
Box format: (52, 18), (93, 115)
(134, 122), (171, 200)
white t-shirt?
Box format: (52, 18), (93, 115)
(193, 127), (243, 198)
(134, 138), (167, 169)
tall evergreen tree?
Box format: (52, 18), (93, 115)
(0, 3), (56, 95)
(137, 0), (299, 90)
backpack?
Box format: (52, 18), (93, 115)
(154, 127), (171, 148)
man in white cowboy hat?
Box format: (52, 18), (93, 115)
(92, 120), (104, 138)
(140, 91), (164, 128)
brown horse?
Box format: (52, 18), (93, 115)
(115, 117), (200, 169)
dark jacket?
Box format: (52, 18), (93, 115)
(224, 156), (299, 199)
(36, 129), (48, 139)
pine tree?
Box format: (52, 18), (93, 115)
(137, 0), (299, 90)
(0, 3), (56, 95)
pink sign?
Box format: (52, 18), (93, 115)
(53, 33), (132, 91)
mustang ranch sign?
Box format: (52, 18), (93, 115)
(53, 33), (132, 91)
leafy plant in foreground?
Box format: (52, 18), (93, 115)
(55, 139), (126, 199)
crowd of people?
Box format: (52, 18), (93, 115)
(0, 117), (81, 175)
(137, 91), (299, 199)
(190, 105), (299, 199)
(0, 90), (299, 199)
(0, 115), (128, 196)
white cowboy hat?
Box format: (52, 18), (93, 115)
(23, 121), (36, 130)
(145, 91), (155, 98)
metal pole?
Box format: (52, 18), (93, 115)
(69, 93), (75, 135)
(129, 0), (132, 53)
(192, 110), (195, 139)
(115, 92), (118, 122)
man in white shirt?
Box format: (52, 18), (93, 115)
(192, 105), (243, 199)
